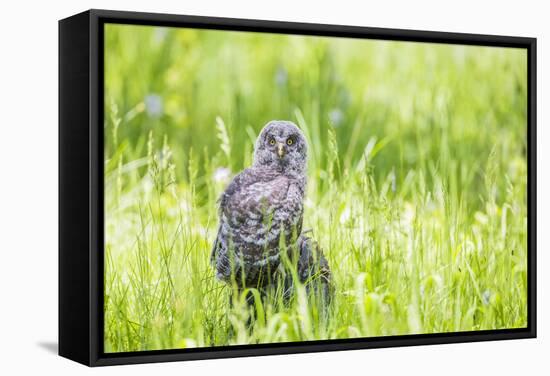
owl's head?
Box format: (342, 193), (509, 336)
(253, 120), (307, 173)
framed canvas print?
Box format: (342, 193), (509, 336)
(59, 9), (537, 366)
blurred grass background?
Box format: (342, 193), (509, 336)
(103, 24), (527, 352)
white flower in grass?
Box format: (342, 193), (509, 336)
(143, 176), (154, 194)
(329, 108), (344, 127)
(177, 338), (197, 349)
(213, 167), (231, 184)
(339, 207), (351, 225)
(145, 94), (163, 118)
(399, 203), (416, 232)
(482, 290), (492, 305)
(153, 27), (168, 44)
(274, 67), (288, 86)
(179, 200), (192, 217)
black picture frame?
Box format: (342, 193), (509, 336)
(59, 8), (537, 367)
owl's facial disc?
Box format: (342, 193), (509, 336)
(254, 121), (307, 173)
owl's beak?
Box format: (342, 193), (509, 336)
(277, 142), (285, 158)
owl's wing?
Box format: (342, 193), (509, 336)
(210, 169), (256, 272)
(281, 234), (332, 308)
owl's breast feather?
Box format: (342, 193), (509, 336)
(224, 175), (304, 250)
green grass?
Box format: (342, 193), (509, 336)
(103, 24), (528, 352)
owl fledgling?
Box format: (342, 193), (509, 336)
(211, 120), (331, 304)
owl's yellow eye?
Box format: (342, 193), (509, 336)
(269, 138), (276, 145)
(286, 138), (293, 145)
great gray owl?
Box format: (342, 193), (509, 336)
(211, 120), (331, 304)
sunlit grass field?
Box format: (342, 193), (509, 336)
(103, 24), (528, 352)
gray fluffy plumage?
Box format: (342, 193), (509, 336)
(211, 120), (331, 302)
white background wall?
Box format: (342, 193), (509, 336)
(0, 0), (547, 374)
